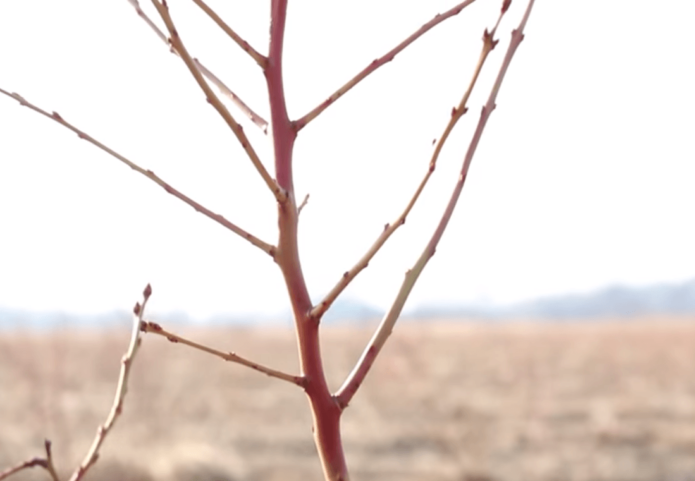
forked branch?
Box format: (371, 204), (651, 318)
(127, 0), (268, 133)
(336, 0), (535, 409)
(191, 0), (267, 68)
(140, 321), (305, 386)
(0, 440), (59, 481)
(310, 5), (504, 322)
(294, 0), (477, 132)
(149, 0), (286, 202)
(67, 284), (152, 481)
(0, 88), (277, 258)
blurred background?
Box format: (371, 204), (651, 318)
(1, 1), (694, 480)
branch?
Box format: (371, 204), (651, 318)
(0, 89), (277, 259)
(68, 284), (152, 481)
(190, 0), (267, 68)
(0, 440), (59, 481)
(335, 0), (535, 409)
(126, 0), (268, 133)
(140, 321), (305, 387)
(310, 5), (503, 322)
(297, 193), (310, 216)
(294, 0), (477, 132)
(149, 0), (286, 202)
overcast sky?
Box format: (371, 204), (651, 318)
(0, 1), (693, 320)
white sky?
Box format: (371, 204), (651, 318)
(0, 1), (693, 320)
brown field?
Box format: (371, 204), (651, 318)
(1, 318), (694, 481)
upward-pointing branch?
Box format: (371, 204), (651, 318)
(150, 0), (286, 203)
(68, 284), (153, 481)
(336, 0), (536, 409)
(310, 2), (498, 322)
(294, 0), (477, 132)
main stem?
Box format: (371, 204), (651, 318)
(266, 2), (349, 480)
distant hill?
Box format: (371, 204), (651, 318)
(320, 298), (383, 323)
(0, 308), (131, 330)
(2, 278), (694, 328)
(510, 279), (695, 319)
(410, 278), (695, 320)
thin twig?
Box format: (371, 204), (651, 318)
(190, 0), (267, 68)
(294, 0), (477, 132)
(127, 0), (269, 133)
(336, 0), (536, 409)
(0, 88), (277, 259)
(150, 0), (286, 202)
(297, 193), (310, 216)
(0, 458), (49, 481)
(193, 60), (268, 134)
(310, 5), (503, 322)
(68, 284), (152, 481)
(140, 321), (305, 387)
(0, 440), (60, 481)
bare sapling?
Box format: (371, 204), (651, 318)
(0, 0), (536, 480)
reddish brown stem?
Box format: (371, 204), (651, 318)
(267, 1), (348, 479)
(0, 3), (535, 481)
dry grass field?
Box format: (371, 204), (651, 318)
(1, 318), (694, 481)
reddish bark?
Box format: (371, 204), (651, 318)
(267, 1), (350, 479)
